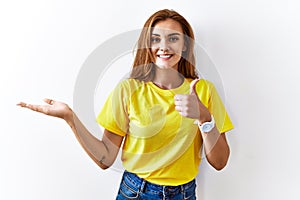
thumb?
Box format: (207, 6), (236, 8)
(190, 79), (200, 95)
(43, 98), (55, 105)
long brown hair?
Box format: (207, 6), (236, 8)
(130, 9), (198, 81)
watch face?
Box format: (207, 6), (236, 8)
(201, 123), (213, 133)
(199, 116), (215, 133)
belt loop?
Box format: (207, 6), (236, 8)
(139, 180), (146, 193)
(181, 184), (184, 193)
(162, 186), (166, 200)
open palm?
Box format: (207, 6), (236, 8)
(17, 98), (71, 119)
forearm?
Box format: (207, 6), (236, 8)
(64, 109), (112, 169)
(201, 127), (230, 170)
(17, 99), (120, 169)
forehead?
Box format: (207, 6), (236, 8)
(152, 18), (183, 35)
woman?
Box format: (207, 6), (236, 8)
(18, 9), (234, 200)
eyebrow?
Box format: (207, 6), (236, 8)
(151, 33), (181, 37)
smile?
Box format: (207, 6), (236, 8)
(157, 54), (173, 59)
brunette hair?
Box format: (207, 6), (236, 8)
(130, 9), (198, 81)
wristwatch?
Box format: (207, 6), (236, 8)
(198, 115), (215, 133)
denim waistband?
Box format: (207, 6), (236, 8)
(123, 170), (196, 195)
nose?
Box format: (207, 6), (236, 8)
(159, 39), (169, 51)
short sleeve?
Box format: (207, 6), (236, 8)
(96, 81), (130, 136)
(196, 80), (234, 133)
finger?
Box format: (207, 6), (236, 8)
(26, 104), (42, 112)
(175, 106), (188, 117)
(174, 94), (187, 101)
(174, 100), (187, 107)
(190, 79), (200, 95)
(44, 98), (54, 105)
(174, 95), (187, 107)
(17, 101), (51, 115)
(32, 104), (53, 116)
(175, 105), (184, 115)
(175, 105), (182, 112)
(17, 102), (27, 107)
(17, 102), (37, 110)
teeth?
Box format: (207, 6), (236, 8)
(158, 55), (171, 58)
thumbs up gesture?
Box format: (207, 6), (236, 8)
(174, 79), (211, 123)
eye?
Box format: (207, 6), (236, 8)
(151, 37), (160, 43)
(169, 36), (179, 42)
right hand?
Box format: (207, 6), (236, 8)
(17, 98), (72, 120)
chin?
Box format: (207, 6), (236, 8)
(155, 63), (177, 70)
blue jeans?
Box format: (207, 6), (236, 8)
(116, 171), (197, 200)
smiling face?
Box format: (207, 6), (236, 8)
(151, 18), (186, 70)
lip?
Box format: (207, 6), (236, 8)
(157, 54), (173, 60)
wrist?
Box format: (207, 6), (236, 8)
(63, 107), (74, 122)
(198, 116), (211, 125)
(198, 111), (212, 125)
(197, 115), (215, 133)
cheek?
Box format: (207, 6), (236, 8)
(151, 47), (157, 53)
(151, 42), (160, 50)
(151, 49), (158, 60)
(173, 46), (184, 57)
(173, 53), (183, 63)
(171, 43), (185, 53)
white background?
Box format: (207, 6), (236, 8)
(1, 0), (300, 199)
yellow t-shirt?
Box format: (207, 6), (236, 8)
(97, 78), (234, 186)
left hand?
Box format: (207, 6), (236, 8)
(174, 79), (211, 123)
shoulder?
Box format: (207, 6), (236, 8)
(118, 78), (144, 88)
(113, 78), (145, 94)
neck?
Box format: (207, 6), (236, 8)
(152, 67), (184, 90)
